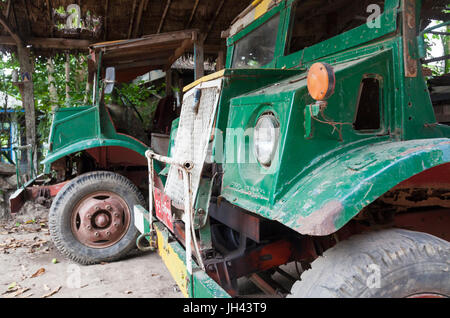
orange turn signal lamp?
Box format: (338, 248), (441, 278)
(307, 62), (336, 101)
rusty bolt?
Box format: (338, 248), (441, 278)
(95, 206), (100, 211)
(106, 205), (112, 211)
(87, 225), (92, 230)
(114, 212), (119, 217)
(87, 214), (92, 219)
(114, 223), (119, 227)
(95, 232), (99, 237)
(106, 231), (111, 236)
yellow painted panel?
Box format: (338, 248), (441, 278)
(183, 70), (226, 92)
(156, 228), (189, 298)
(254, 0), (272, 20)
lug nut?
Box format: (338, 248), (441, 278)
(106, 205), (112, 211)
(87, 214), (92, 219)
(95, 206), (100, 211)
(95, 232), (99, 237)
(106, 231), (111, 236)
(114, 212), (119, 217)
(87, 225), (92, 230)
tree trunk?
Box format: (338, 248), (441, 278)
(445, 27), (449, 74)
(65, 53), (70, 103)
(16, 44), (37, 175)
(47, 57), (59, 112)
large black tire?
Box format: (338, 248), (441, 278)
(49, 171), (145, 265)
(289, 229), (450, 298)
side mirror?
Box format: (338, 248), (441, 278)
(104, 67), (116, 94)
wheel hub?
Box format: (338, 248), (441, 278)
(71, 192), (131, 248)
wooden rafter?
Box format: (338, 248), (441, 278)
(22, 0), (32, 36)
(127, 0), (137, 39)
(186, 0), (200, 28)
(10, 0), (19, 36)
(202, 0), (225, 42)
(4, 0), (12, 19)
(45, 0), (54, 37)
(104, 0), (109, 40)
(0, 12), (23, 44)
(132, 0), (146, 38)
(157, 0), (172, 34)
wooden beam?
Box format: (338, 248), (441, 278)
(202, 0), (225, 42)
(186, 0), (200, 28)
(0, 36), (91, 50)
(127, 0), (137, 39)
(164, 38), (193, 71)
(0, 12), (22, 44)
(157, 0), (172, 34)
(132, 0), (146, 38)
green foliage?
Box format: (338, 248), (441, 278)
(0, 52), (89, 163)
(111, 81), (167, 129)
(423, 20), (449, 77)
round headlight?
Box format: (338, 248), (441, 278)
(254, 114), (280, 167)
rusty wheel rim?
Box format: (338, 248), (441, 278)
(71, 191), (131, 248)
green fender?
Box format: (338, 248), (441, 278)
(269, 138), (450, 236)
(42, 137), (161, 174)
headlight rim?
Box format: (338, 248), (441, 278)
(253, 112), (280, 168)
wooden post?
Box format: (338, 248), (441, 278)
(16, 44), (37, 174)
(0, 12), (37, 173)
(194, 40), (204, 80)
(166, 69), (172, 96)
(216, 50), (225, 71)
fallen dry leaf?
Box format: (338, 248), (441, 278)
(31, 268), (46, 278)
(42, 286), (61, 298)
(124, 290), (132, 294)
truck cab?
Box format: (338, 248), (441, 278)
(136, 0), (450, 298)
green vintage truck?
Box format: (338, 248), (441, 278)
(135, 0), (450, 298)
(14, 0), (448, 298)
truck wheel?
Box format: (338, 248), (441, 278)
(289, 229), (450, 298)
(49, 171), (145, 265)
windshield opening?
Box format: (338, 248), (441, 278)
(231, 14), (280, 69)
(287, 0), (385, 54)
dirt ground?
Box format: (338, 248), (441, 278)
(0, 203), (183, 298)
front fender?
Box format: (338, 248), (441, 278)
(271, 138), (450, 236)
(42, 137), (160, 173)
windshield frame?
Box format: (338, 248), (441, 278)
(227, 2), (287, 69)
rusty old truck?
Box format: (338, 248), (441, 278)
(133, 0), (450, 298)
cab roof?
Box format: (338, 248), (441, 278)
(90, 29), (198, 82)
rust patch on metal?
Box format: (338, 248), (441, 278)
(295, 200), (343, 236)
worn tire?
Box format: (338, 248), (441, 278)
(49, 171), (145, 265)
(288, 229), (450, 298)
